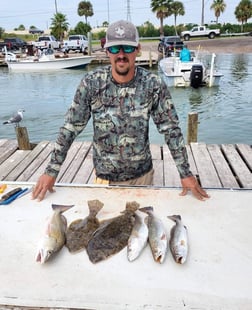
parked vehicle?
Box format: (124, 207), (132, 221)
(158, 36), (184, 56)
(0, 37), (27, 51)
(29, 28), (44, 34)
(181, 26), (220, 41)
(32, 35), (60, 50)
(63, 35), (88, 54)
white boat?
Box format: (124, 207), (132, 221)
(159, 51), (223, 88)
(5, 48), (94, 71)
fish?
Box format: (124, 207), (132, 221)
(140, 206), (168, 264)
(65, 199), (104, 253)
(167, 215), (188, 264)
(86, 201), (139, 263)
(127, 209), (149, 262)
(36, 204), (74, 264)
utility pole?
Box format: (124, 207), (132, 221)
(107, 0), (110, 23)
(55, 0), (58, 14)
(126, 0), (131, 21)
(201, 0), (204, 25)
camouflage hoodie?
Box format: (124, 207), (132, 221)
(45, 66), (192, 181)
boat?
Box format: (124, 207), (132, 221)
(5, 47), (94, 71)
(159, 50), (223, 88)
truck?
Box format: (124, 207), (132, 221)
(0, 37), (27, 51)
(32, 35), (60, 50)
(181, 26), (220, 41)
(63, 35), (88, 54)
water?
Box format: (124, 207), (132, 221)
(0, 54), (251, 145)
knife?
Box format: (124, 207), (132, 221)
(0, 187), (22, 203)
(0, 188), (29, 205)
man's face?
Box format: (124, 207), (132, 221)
(107, 44), (140, 80)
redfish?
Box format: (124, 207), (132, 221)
(36, 204), (73, 264)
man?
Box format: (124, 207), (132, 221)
(180, 45), (191, 62)
(32, 20), (209, 201)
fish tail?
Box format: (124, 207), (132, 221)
(125, 201), (140, 212)
(88, 199), (104, 216)
(139, 206), (154, 214)
(167, 215), (181, 222)
(51, 204), (74, 212)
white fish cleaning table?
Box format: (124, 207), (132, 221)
(0, 183), (252, 310)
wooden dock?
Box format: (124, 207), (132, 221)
(0, 139), (251, 189)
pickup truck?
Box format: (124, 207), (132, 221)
(63, 35), (88, 54)
(0, 37), (27, 51)
(181, 26), (220, 41)
(32, 35), (60, 50)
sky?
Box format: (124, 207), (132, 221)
(0, 0), (240, 31)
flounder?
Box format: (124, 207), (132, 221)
(87, 201), (139, 263)
(65, 199), (104, 253)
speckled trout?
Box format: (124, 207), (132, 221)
(140, 206), (168, 264)
(167, 215), (188, 264)
(36, 204), (73, 264)
(127, 210), (149, 262)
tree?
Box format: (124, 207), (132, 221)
(235, 0), (252, 32)
(73, 21), (91, 35)
(210, 0), (226, 23)
(170, 1), (185, 35)
(78, 1), (94, 24)
(50, 12), (69, 40)
(151, 0), (173, 37)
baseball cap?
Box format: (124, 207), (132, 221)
(104, 20), (139, 48)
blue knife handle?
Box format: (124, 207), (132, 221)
(0, 188), (28, 205)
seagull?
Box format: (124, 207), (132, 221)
(3, 109), (25, 127)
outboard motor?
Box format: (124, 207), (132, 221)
(190, 65), (203, 88)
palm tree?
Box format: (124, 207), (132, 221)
(170, 1), (185, 35)
(210, 0), (226, 23)
(235, 0), (252, 32)
(151, 0), (173, 37)
(51, 12), (69, 41)
(77, 1), (94, 24)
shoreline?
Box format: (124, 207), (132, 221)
(141, 36), (252, 54)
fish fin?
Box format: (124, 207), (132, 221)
(167, 215), (181, 222)
(88, 199), (104, 216)
(125, 201), (140, 212)
(51, 204), (74, 212)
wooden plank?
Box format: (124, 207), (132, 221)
(150, 144), (162, 160)
(15, 141), (53, 182)
(190, 142), (222, 188)
(186, 144), (198, 176)
(221, 144), (252, 188)
(0, 150), (30, 180)
(0, 139), (8, 147)
(207, 144), (239, 188)
(72, 147), (94, 184)
(162, 147), (181, 187)
(236, 143), (252, 171)
(56, 142), (83, 182)
(0, 140), (18, 163)
(152, 159), (164, 186)
(59, 142), (92, 183)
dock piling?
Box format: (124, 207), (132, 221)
(15, 127), (31, 150)
(187, 112), (198, 144)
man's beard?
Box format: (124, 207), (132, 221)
(115, 57), (130, 76)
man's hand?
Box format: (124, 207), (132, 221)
(32, 174), (56, 201)
(180, 175), (210, 201)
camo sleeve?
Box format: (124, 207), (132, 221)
(151, 77), (192, 179)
